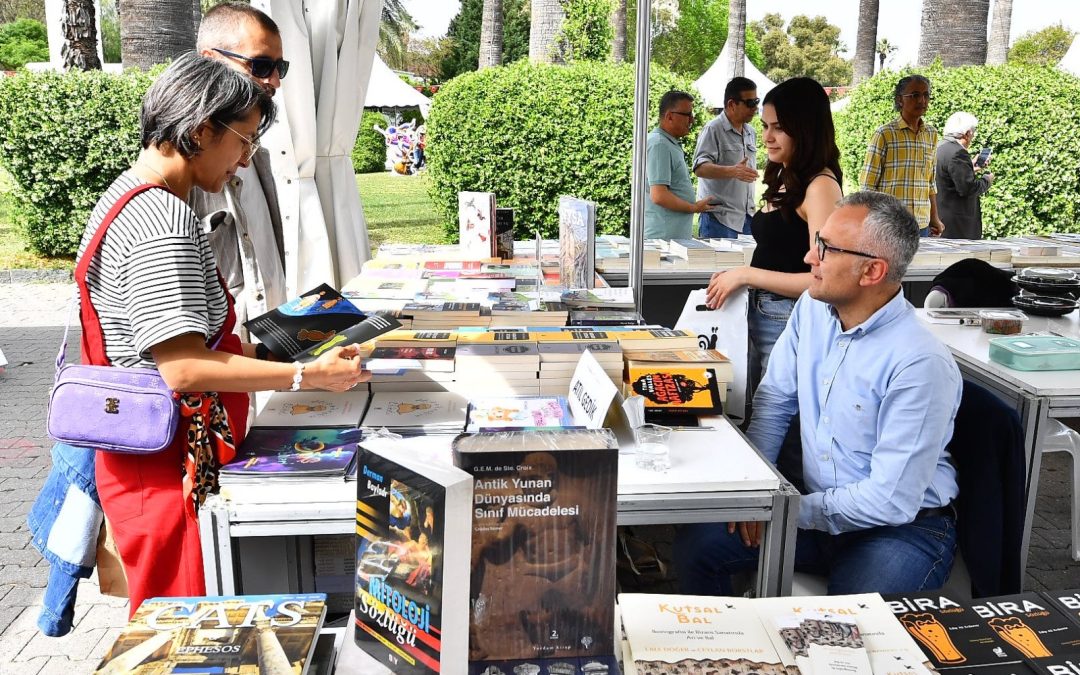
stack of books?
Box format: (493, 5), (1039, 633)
(668, 238), (718, 269)
(489, 297), (569, 327)
(616, 327), (700, 352)
(219, 427), (364, 485)
(360, 391), (468, 434)
(623, 349), (734, 422)
(538, 340), (622, 396)
(561, 287), (636, 310)
(455, 342), (542, 396)
(403, 301), (491, 329)
(569, 309), (645, 326)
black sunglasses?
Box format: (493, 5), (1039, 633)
(739, 97), (760, 107)
(815, 232), (878, 261)
(213, 48), (289, 80)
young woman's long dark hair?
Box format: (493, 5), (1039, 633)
(760, 77), (842, 218)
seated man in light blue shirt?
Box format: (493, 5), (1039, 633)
(674, 191), (962, 595)
(645, 90), (714, 239)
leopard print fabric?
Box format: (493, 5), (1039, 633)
(179, 392), (236, 515)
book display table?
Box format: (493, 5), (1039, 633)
(198, 417), (801, 602)
(916, 309), (1080, 587)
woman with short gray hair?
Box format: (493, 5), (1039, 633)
(76, 52), (369, 615)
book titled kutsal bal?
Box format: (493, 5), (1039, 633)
(885, 591), (1024, 670)
(354, 445), (473, 674)
(245, 283), (399, 361)
(452, 428), (619, 661)
(558, 196), (597, 290)
(460, 192), (497, 258)
(93, 593), (327, 674)
(253, 390), (369, 428)
(626, 366), (723, 415)
(362, 392), (469, 434)
(495, 208), (515, 260)
(617, 593), (786, 675)
(971, 593), (1080, 662)
(465, 395), (577, 432)
(220, 427), (363, 481)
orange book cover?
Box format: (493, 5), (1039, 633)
(625, 365), (722, 414)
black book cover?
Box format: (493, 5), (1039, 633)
(495, 208), (514, 260)
(294, 314), (402, 363)
(884, 591), (1023, 669)
(245, 283), (400, 361)
(1042, 590), (1080, 631)
(972, 593), (1080, 659)
(1025, 652), (1080, 675)
(452, 429), (619, 662)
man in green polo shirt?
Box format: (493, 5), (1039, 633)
(646, 90), (714, 239)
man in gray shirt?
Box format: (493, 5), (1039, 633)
(645, 90), (715, 239)
(693, 77), (760, 239)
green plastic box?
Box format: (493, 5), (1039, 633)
(988, 335), (1080, 371)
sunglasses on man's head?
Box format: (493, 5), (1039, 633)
(213, 48), (289, 80)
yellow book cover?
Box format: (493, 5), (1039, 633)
(625, 365), (723, 413)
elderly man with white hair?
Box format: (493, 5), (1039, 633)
(936, 111), (995, 239)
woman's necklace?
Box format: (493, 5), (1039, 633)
(134, 162), (173, 192)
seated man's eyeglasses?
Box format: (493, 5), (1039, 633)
(212, 48), (290, 79)
(815, 232), (878, 261)
(219, 122), (261, 162)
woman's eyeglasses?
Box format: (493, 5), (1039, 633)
(899, 92), (932, 101)
(212, 48), (290, 79)
(219, 122), (260, 162)
(815, 232), (878, 261)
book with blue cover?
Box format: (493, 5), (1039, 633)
(219, 427), (363, 480)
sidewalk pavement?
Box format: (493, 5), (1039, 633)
(0, 281), (1078, 673)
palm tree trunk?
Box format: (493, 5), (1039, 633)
(60, 0), (102, 70)
(986, 0), (1013, 65)
(118, 0), (196, 71)
(611, 0), (627, 63)
(918, 0), (989, 67)
(479, 0), (504, 68)
(852, 0), (879, 84)
(726, 0), (745, 77)
(530, 0), (565, 63)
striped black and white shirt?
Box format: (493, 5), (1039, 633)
(77, 171), (228, 369)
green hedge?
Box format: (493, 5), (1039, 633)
(353, 110), (389, 173)
(835, 64), (1080, 238)
(0, 69), (151, 256)
(426, 60), (705, 240)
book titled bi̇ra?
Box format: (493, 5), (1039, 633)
(354, 445), (473, 674)
(452, 428), (619, 663)
(93, 594), (327, 675)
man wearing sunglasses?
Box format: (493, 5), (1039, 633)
(676, 191), (962, 596)
(693, 77), (760, 239)
(190, 2), (289, 344)
(859, 74), (946, 237)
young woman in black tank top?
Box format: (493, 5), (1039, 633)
(704, 77), (844, 380)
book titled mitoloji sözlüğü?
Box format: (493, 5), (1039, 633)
(219, 427), (363, 481)
(452, 429), (619, 662)
(244, 283), (400, 361)
(93, 594), (326, 675)
(354, 445), (473, 674)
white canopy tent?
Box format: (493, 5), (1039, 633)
(253, 0), (381, 296)
(1059, 37), (1080, 78)
(693, 42), (777, 110)
(364, 53), (432, 116)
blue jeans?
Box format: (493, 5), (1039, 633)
(920, 227), (930, 238)
(699, 212), (752, 239)
(747, 289), (795, 384)
(673, 513), (956, 596)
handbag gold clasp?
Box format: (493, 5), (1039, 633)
(104, 398), (120, 414)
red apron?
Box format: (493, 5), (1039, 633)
(84, 185), (250, 616)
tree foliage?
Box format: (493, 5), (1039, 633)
(352, 111), (389, 174)
(440, 0), (529, 81)
(426, 60), (705, 239)
(100, 0), (121, 63)
(0, 0), (45, 24)
(1008, 24), (1076, 67)
(0, 68), (152, 256)
(378, 0), (418, 70)
(751, 13), (852, 86)
(649, 0), (764, 79)
(0, 17), (46, 69)
(557, 0), (614, 63)
(835, 64), (1080, 238)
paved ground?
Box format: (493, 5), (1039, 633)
(0, 281), (1077, 673)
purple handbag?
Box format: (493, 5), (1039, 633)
(46, 183), (184, 454)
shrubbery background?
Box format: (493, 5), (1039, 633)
(0, 69), (151, 256)
(426, 60), (705, 240)
(835, 63), (1080, 238)
(352, 111), (389, 174)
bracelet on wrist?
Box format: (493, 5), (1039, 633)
(290, 361), (305, 391)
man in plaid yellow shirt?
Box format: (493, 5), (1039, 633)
(859, 75), (946, 237)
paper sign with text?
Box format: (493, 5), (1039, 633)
(568, 348), (618, 429)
